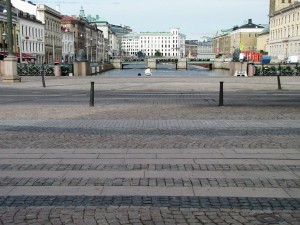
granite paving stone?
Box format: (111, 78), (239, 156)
(0, 76), (299, 224)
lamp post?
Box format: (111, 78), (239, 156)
(5, 0), (14, 58)
(52, 34), (55, 64)
(3, 8), (21, 62)
(15, 12), (22, 63)
(2, 0), (20, 82)
(18, 16), (22, 63)
(2, 31), (6, 56)
(90, 37), (92, 62)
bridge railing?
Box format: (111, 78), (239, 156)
(156, 58), (178, 63)
(17, 64), (71, 76)
(189, 58), (212, 62)
(254, 64), (300, 76)
(123, 58), (145, 62)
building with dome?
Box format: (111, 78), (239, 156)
(88, 15), (132, 60)
(61, 7), (105, 63)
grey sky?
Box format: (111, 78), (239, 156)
(32, 0), (269, 39)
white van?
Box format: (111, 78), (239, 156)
(287, 56), (300, 63)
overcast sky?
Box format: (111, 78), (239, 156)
(32, 0), (269, 39)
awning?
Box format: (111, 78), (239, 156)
(0, 52), (35, 60)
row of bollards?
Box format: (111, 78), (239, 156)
(218, 76), (282, 107)
(89, 81), (224, 107)
(88, 80), (283, 108)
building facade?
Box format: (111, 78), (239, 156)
(257, 25), (270, 54)
(36, 4), (62, 64)
(122, 28), (186, 58)
(62, 8), (105, 63)
(61, 26), (74, 63)
(18, 11), (44, 64)
(213, 19), (265, 57)
(61, 16), (85, 62)
(87, 13), (113, 61)
(110, 24), (132, 57)
(185, 40), (198, 58)
(197, 38), (214, 59)
(212, 29), (232, 57)
(269, 0), (300, 61)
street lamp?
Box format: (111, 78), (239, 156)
(3, 9), (22, 63)
(2, 31), (6, 56)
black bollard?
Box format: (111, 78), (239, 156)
(41, 63), (46, 88)
(277, 74), (282, 90)
(219, 81), (224, 106)
(90, 82), (95, 107)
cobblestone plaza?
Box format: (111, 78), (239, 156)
(0, 76), (299, 224)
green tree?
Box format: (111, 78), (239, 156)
(154, 50), (162, 57)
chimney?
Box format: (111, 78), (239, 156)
(248, 19), (252, 24)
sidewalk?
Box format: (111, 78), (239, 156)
(0, 76), (299, 224)
(1, 76), (300, 91)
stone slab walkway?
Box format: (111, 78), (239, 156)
(0, 76), (299, 224)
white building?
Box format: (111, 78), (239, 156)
(122, 28), (186, 57)
(61, 27), (74, 63)
(11, 0), (61, 64)
(18, 11), (45, 64)
(269, 0), (300, 61)
(197, 38), (215, 59)
(10, 0), (45, 63)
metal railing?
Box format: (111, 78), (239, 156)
(17, 64), (71, 76)
(254, 64), (300, 76)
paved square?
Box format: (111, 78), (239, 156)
(0, 76), (299, 224)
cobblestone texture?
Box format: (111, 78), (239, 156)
(0, 206), (299, 225)
(0, 196), (300, 209)
(0, 177), (299, 188)
(0, 126), (299, 149)
(0, 164), (298, 171)
(0, 77), (300, 224)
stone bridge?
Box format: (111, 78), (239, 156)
(111, 58), (213, 70)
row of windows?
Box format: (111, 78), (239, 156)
(270, 12), (300, 27)
(21, 25), (43, 38)
(124, 48), (179, 52)
(270, 25), (299, 40)
(46, 35), (61, 46)
(21, 41), (44, 53)
(126, 52), (179, 57)
(62, 33), (74, 41)
(46, 19), (61, 32)
(123, 45), (179, 50)
(124, 44), (179, 48)
(140, 36), (178, 39)
(62, 43), (74, 53)
(270, 42), (300, 55)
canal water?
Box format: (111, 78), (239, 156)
(97, 64), (229, 77)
